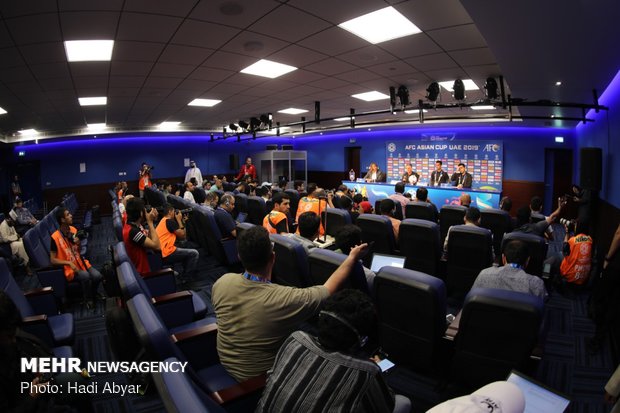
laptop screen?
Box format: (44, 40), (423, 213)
(506, 370), (570, 413)
(370, 253), (406, 272)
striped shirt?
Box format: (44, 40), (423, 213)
(256, 331), (395, 413)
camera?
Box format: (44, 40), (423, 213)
(559, 218), (576, 232)
(145, 205), (163, 214)
(75, 230), (87, 241)
(177, 208), (192, 215)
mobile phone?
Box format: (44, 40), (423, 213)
(377, 358), (395, 372)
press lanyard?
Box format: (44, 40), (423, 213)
(507, 263), (523, 270)
(243, 272), (271, 283)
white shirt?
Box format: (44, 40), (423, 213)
(0, 220), (19, 243)
(185, 166), (203, 186)
(183, 190), (196, 203)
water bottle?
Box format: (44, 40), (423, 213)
(349, 169), (355, 181)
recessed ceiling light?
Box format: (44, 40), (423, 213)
(158, 121), (181, 130)
(471, 105), (496, 110)
(334, 117), (351, 122)
(404, 109), (428, 114)
(87, 123), (107, 130)
(0, 106), (6, 115)
(240, 59), (297, 78)
(79, 96), (107, 106)
(555, 81), (562, 86)
(19, 129), (38, 135)
(438, 79), (479, 91)
(65, 40), (114, 62)
(188, 98), (221, 107)
(278, 108), (308, 115)
(555, 136), (564, 143)
(339, 6), (421, 44)
(352, 91), (390, 101)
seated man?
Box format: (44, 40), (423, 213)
(472, 240), (547, 300)
(263, 192), (290, 234)
(183, 181), (195, 203)
(379, 199), (400, 242)
(415, 187), (438, 220)
(50, 207), (102, 306)
(459, 193), (471, 207)
(256, 289), (410, 413)
(389, 182), (408, 217)
(123, 197), (161, 275)
(514, 197), (565, 237)
(12, 198), (38, 236)
(212, 226), (368, 382)
(552, 220), (593, 285)
(214, 194), (237, 238)
(155, 204), (199, 281)
(203, 191), (218, 211)
(334, 225), (375, 291)
(0, 212), (31, 274)
(287, 211), (320, 252)
(443, 207), (491, 259)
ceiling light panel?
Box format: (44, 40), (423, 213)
(0, 106), (7, 115)
(87, 123), (107, 130)
(158, 121), (181, 129)
(278, 108), (308, 115)
(338, 7), (421, 44)
(240, 59), (297, 78)
(79, 97), (107, 106)
(471, 105), (496, 110)
(438, 79), (479, 91)
(19, 129), (38, 135)
(188, 98), (222, 107)
(65, 40), (114, 62)
(352, 91), (390, 101)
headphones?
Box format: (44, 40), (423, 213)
(319, 310), (368, 349)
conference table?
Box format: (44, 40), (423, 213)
(341, 181), (502, 210)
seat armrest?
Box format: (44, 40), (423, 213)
(152, 291), (195, 329)
(22, 314), (48, 324)
(142, 268), (175, 279)
(35, 268), (68, 299)
(171, 324), (219, 370)
(143, 268), (177, 296)
(25, 287), (59, 316)
(210, 374), (267, 405)
(21, 315), (55, 347)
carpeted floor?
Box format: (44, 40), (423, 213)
(14, 217), (617, 412)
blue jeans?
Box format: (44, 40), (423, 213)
(74, 266), (103, 301)
(163, 247), (199, 278)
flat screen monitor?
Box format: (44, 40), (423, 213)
(506, 370), (570, 413)
(370, 253), (405, 272)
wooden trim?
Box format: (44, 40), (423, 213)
(210, 374), (267, 405)
(24, 286), (54, 297)
(151, 290), (192, 304)
(170, 323), (217, 343)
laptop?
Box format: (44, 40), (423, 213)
(236, 212), (248, 223)
(370, 253), (406, 272)
(506, 370), (570, 413)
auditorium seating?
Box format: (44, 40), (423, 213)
(233, 193), (248, 219)
(439, 205), (467, 245)
(399, 219), (442, 276)
(270, 234), (311, 287)
(375, 266), (447, 374)
(127, 293), (264, 412)
(0, 257), (75, 347)
(145, 186), (167, 209)
(531, 212), (546, 223)
(188, 204), (239, 265)
(246, 196), (267, 226)
(405, 201), (437, 222)
(284, 190), (300, 219)
(449, 288), (544, 389)
(307, 249), (369, 294)
(321, 208), (352, 237)
(445, 225), (493, 298)
(502, 232), (549, 276)
(356, 214), (397, 255)
(481, 208), (513, 260)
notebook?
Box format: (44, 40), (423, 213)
(506, 370), (570, 413)
(370, 253), (406, 272)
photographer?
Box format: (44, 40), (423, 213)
(138, 162), (153, 199)
(123, 197), (160, 275)
(50, 207), (102, 307)
(547, 219), (593, 286)
(156, 204), (199, 282)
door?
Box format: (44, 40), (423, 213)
(345, 147), (361, 180)
(544, 148), (573, 216)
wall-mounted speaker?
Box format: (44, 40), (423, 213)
(579, 147), (602, 190)
(281, 144), (293, 150)
(266, 144), (278, 150)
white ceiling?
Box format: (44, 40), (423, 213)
(0, 0), (618, 141)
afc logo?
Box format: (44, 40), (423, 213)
(387, 143), (396, 153)
(483, 144), (500, 152)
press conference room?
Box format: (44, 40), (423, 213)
(0, 1), (619, 412)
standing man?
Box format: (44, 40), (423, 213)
(430, 160), (449, 186)
(123, 197), (161, 275)
(451, 163), (472, 189)
(363, 162), (386, 183)
(156, 205), (199, 281)
(401, 163), (419, 185)
(184, 160), (203, 187)
(50, 207), (102, 307)
(138, 163), (153, 199)
(235, 156), (257, 182)
(10, 175), (22, 201)
(296, 183), (331, 236)
(263, 192), (290, 234)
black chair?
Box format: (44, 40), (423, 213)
(145, 186), (166, 209)
(193, 187), (207, 204)
(439, 205), (467, 245)
(321, 208), (352, 237)
(450, 288), (544, 389)
(375, 266), (447, 374)
(502, 232), (548, 276)
(405, 201), (437, 222)
(234, 193), (248, 219)
(285, 190), (300, 219)
(481, 208), (513, 260)
(393, 201), (404, 221)
(399, 219), (442, 276)
(531, 212), (545, 223)
(307, 249), (369, 294)
(189, 205), (238, 265)
(246, 196), (267, 226)
(270, 234), (311, 287)
(446, 225), (493, 298)
(356, 214), (397, 255)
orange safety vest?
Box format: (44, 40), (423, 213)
(560, 234), (592, 285)
(51, 227), (90, 282)
(263, 211), (288, 234)
(156, 216), (177, 258)
(138, 173), (151, 190)
(296, 196), (326, 236)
